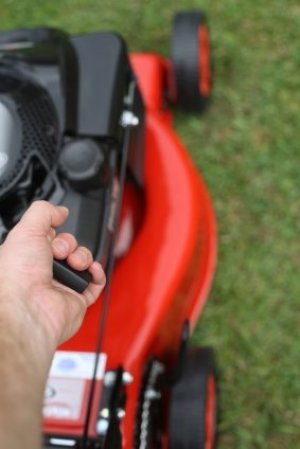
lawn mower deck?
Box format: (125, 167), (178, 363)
(0, 11), (218, 449)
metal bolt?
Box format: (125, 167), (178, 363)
(99, 408), (110, 419)
(96, 418), (109, 435)
(117, 408), (126, 419)
(121, 111), (139, 127)
(104, 371), (117, 387)
(122, 371), (134, 385)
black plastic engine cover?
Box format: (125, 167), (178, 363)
(71, 32), (130, 139)
(0, 27), (145, 266)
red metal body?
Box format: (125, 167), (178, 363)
(43, 54), (217, 448)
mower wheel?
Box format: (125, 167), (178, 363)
(169, 347), (217, 449)
(170, 10), (212, 111)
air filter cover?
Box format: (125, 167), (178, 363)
(0, 68), (60, 198)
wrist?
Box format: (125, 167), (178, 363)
(0, 299), (55, 449)
(0, 294), (56, 377)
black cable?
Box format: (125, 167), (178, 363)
(82, 81), (136, 446)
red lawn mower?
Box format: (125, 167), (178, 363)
(0, 10), (218, 449)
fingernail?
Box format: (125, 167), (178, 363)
(53, 238), (69, 254)
(77, 249), (88, 264)
(58, 206), (69, 216)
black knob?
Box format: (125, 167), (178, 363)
(59, 139), (108, 191)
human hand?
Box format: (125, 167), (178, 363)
(0, 200), (106, 351)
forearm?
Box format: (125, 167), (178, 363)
(0, 201), (104, 447)
(0, 305), (55, 449)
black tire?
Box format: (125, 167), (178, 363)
(170, 10), (212, 112)
(169, 347), (218, 449)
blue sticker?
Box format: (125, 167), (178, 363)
(58, 358), (77, 372)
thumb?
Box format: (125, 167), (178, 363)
(17, 201), (69, 237)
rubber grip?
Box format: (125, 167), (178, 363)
(53, 259), (92, 293)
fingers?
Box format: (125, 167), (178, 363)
(67, 247), (93, 271)
(89, 261), (106, 286)
(52, 233), (106, 304)
(22, 201), (106, 305)
(52, 233), (77, 259)
(83, 261), (106, 306)
(19, 200), (69, 236)
(53, 233), (94, 270)
(47, 228), (56, 243)
(66, 247), (105, 304)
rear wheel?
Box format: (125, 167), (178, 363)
(170, 10), (212, 112)
(169, 347), (218, 449)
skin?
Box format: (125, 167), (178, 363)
(0, 200), (106, 449)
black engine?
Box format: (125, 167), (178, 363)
(0, 28), (145, 272)
(0, 67), (60, 232)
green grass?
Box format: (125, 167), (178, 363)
(1, 1), (299, 447)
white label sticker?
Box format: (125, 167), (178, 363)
(44, 351), (107, 422)
(43, 377), (85, 420)
(48, 351), (107, 380)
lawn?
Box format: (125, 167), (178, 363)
(1, 0), (299, 448)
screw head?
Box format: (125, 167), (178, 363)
(96, 418), (109, 435)
(120, 111), (139, 127)
(122, 372), (134, 385)
(104, 371), (117, 387)
(117, 408), (126, 419)
(99, 408), (110, 419)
